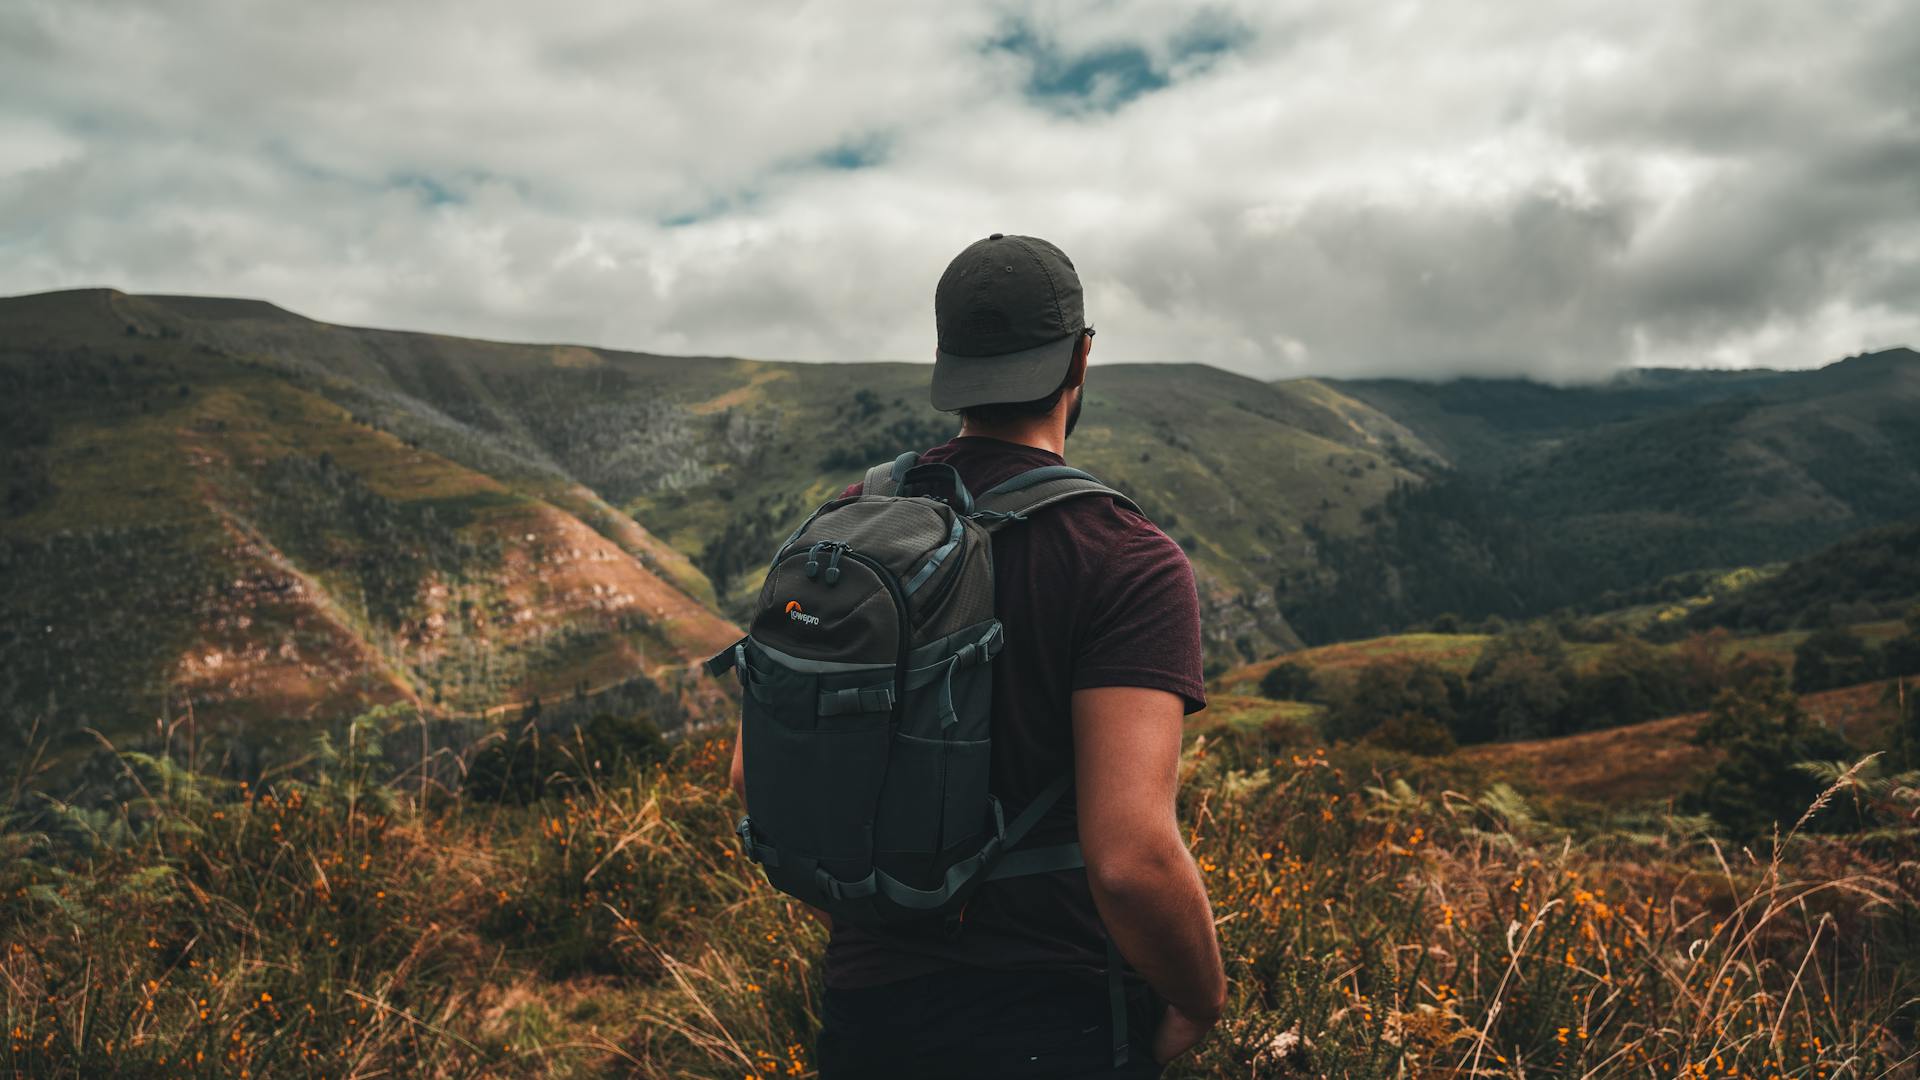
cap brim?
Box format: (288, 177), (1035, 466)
(930, 331), (1078, 411)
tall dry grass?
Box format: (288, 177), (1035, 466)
(4, 715), (1915, 1077)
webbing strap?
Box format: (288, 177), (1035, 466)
(816, 684), (895, 717)
(814, 774), (1074, 910)
(736, 817), (782, 868)
(1000, 772), (1073, 852)
(903, 516), (964, 595)
(903, 623), (1004, 687)
(983, 841), (1083, 879)
(970, 466), (1141, 531)
(979, 464), (1104, 496)
(703, 637), (747, 680)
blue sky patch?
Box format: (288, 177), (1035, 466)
(812, 133), (889, 171)
(989, 14), (1249, 113)
(389, 172), (463, 207)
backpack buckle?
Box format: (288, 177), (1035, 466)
(986, 795), (1007, 842)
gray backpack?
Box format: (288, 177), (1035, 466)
(705, 451), (1140, 926)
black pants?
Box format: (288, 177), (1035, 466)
(817, 966), (1165, 1079)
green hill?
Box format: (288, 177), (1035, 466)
(5, 286), (1916, 762)
(1288, 350), (1920, 639)
(1682, 521), (1920, 633)
(1, 290), (739, 761)
(9, 290), (1454, 666)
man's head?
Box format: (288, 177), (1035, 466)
(930, 234), (1092, 437)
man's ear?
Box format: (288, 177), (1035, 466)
(1066, 333), (1091, 388)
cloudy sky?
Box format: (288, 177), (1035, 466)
(2, 0), (1916, 381)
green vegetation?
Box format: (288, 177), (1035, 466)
(1256, 660), (1317, 702)
(6, 716), (1914, 1076)
(1685, 670), (1864, 840)
(1280, 472), (1581, 643)
(1685, 523), (1920, 634)
(251, 452), (507, 629)
(4, 288), (1920, 1074)
(0, 526), (223, 732)
(466, 706), (669, 805)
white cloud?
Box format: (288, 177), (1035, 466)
(1, 0), (1915, 381)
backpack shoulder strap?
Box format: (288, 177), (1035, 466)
(861, 451), (920, 497)
(970, 465), (1141, 531)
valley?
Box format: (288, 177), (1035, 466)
(4, 285), (1917, 778)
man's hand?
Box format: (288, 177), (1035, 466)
(1151, 1003), (1217, 1064)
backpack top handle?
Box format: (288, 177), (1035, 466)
(861, 450), (920, 497)
(898, 462), (975, 514)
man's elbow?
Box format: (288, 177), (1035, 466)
(1084, 837), (1190, 902)
(729, 759), (746, 803)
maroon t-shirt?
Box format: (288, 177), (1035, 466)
(822, 435), (1207, 989)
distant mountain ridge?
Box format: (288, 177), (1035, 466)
(3, 287), (1915, 758)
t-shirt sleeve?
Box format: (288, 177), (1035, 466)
(1071, 513), (1209, 714)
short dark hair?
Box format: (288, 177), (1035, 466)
(952, 332), (1086, 424)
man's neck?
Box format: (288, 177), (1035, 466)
(956, 417), (1067, 458)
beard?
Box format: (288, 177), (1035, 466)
(1064, 387), (1084, 440)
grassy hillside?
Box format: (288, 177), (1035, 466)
(7, 286), (1917, 763)
(1306, 351), (1920, 638)
(1683, 521), (1920, 633)
(6, 288), (1919, 1076)
(11, 289), (1457, 668)
(0, 290), (737, 762)
(1455, 678), (1904, 805)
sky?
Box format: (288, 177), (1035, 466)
(2, 0), (1916, 382)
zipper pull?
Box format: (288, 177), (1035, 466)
(824, 543), (846, 585)
(804, 541), (824, 579)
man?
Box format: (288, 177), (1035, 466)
(731, 233), (1226, 1078)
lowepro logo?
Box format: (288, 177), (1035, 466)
(785, 600), (821, 627)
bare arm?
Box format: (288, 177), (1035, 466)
(1073, 685), (1226, 1025)
(729, 715), (747, 802)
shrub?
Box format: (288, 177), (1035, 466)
(1792, 626), (1881, 692)
(1363, 713), (1457, 756)
(1258, 660), (1317, 702)
(1883, 605), (1920, 678)
(464, 712), (667, 804)
(1688, 670), (1859, 839)
(1322, 660), (1460, 745)
(1567, 635), (1689, 731)
(1461, 625), (1574, 741)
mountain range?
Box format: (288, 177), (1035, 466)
(4, 288), (1915, 759)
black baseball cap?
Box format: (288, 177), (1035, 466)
(931, 233), (1087, 411)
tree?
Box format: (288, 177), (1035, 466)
(1259, 661), (1317, 702)
(1466, 652), (1571, 742)
(1882, 606), (1920, 678)
(1688, 670), (1857, 840)
(1792, 627), (1879, 693)
(1461, 625), (1575, 741)
(1569, 635), (1688, 731)
(1321, 660), (1460, 745)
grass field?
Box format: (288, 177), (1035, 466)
(5, 716), (1912, 1077)
(1216, 620), (1913, 699)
